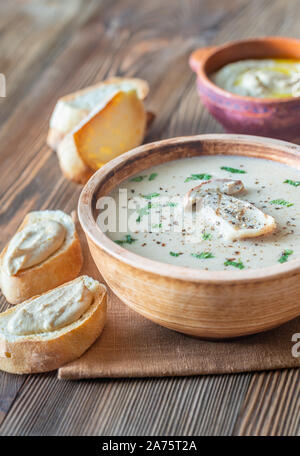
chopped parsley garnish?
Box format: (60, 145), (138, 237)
(278, 249), (293, 264)
(191, 252), (214, 259)
(136, 200), (175, 222)
(115, 235), (136, 245)
(152, 223), (162, 228)
(142, 192), (160, 199)
(130, 175), (146, 182)
(270, 199), (294, 207)
(224, 259), (245, 269)
(170, 252), (182, 257)
(164, 201), (178, 207)
(136, 202), (152, 222)
(202, 232), (212, 240)
(131, 173), (158, 182)
(220, 166), (246, 174)
(185, 173), (212, 183)
(284, 179), (300, 187)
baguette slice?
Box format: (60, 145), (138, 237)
(57, 89), (147, 184)
(0, 210), (83, 305)
(184, 179), (276, 241)
(0, 276), (107, 374)
(199, 192), (276, 241)
(184, 178), (245, 209)
(47, 77), (149, 150)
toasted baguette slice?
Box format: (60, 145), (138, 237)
(47, 77), (149, 150)
(199, 192), (276, 241)
(0, 276), (107, 374)
(184, 178), (244, 209)
(0, 210), (83, 304)
(57, 89), (147, 184)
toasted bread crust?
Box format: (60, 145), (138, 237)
(47, 111), (156, 151)
(54, 77), (149, 105)
(57, 90), (147, 185)
(0, 281), (107, 374)
(48, 109), (155, 152)
(56, 133), (94, 184)
(0, 214), (83, 304)
(47, 127), (65, 150)
(232, 214), (276, 239)
(47, 77), (149, 150)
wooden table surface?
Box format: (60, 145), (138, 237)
(0, 0), (299, 436)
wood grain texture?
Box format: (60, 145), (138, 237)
(0, 372), (252, 436)
(0, 0), (299, 436)
(234, 369), (300, 435)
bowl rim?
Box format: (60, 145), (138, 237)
(194, 36), (300, 104)
(78, 134), (300, 284)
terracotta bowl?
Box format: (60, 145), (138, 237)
(79, 134), (300, 339)
(189, 37), (300, 142)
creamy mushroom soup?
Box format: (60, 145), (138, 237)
(102, 155), (300, 271)
(211, 59), (300, 98)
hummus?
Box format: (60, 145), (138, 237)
(7, 279), (93, 335)
(211, 59), (300, 98)
(4, 219), (66, 276)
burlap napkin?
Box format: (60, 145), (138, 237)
(58, 218), (300, 380)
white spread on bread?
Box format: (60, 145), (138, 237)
(4, 219), (66, 276)
(0, 276), (106, 374)
(7, 279), (94, 335)
(2, 210), (76, 277)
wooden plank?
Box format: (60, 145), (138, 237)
(0, 373), (252, 435)
(0, 0), (109, 426)
(234, 369), (300, 436)
(0, 0), (249, 432)
(0, 0), (299, 435)
(0, 0), (102, 127)
(0, 373), (26, 427)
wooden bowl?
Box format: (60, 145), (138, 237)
(78, 134), (300, 339)
(189, 37), (300, 142)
